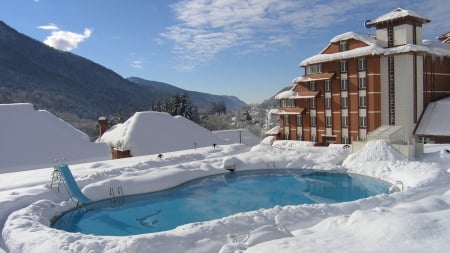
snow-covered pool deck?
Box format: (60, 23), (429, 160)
(1, 141), (450, 252)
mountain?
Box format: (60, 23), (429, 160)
(0, 21), (246, 137)
(127, 77), (246, 111)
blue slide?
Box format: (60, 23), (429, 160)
(57, 164), (92, 204)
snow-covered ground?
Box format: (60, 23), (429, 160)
(1, 139), (449, 253)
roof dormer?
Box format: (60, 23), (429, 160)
(366, 8), (431, 47)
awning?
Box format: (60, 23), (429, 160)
(274, 90), (319, 100)
(293, 72), (335, 83)
(269, 108), (304, 115)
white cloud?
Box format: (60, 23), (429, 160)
(131, 60), (144, 69)
(38, 24), (92, 51)
(160, 0), (383, 71)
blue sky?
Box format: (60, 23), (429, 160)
(1, 0), (448, 103)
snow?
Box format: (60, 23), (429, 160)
(213, 129), (261, 146)
(0, 103), (110, 173)
(1, 114), (450, 253)
(415, 96), (450, 136)
(97, 111), (223, 156)
(299, 31), (450, 66)
(367, 8), (430, 26)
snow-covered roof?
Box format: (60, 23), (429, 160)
(269, 108), (304, 115)
(300, 36), (383, 66)
(366, 8), (430, 26)
(293, 73), (335, 83)
(97, 111), (223, 156)
(330, 31), (377, 45)
(0, 103), (110, 172)
(274, 90), (319, 100)
(415, 96), (450, 136)
(265, 126), (280, 135)
(300, 33), (450, 66)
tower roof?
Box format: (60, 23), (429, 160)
(366, 8), (431, 28)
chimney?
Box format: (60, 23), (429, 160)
(98, 116), (107, 137)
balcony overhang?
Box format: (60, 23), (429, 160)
(275, 90), (319, 100)
(269, 108), (305, 115)
(293, 72), (335, 83)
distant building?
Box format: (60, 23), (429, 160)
(270, 8), (450, 153)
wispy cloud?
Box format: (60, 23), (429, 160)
(160, 0), (384, 71)
(131, 59), (144, 69)
(38, 24), (92, 51)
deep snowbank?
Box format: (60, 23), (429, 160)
(1, 141), (449, 252)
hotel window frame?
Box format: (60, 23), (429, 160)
(310, 116), (317, 127)
(325, 116), (332, 127)
(309, 82), (317, 91)
(342, 116), (349, 128)
(310, 98), (317, 109)
(341, 96), (348, 108)
(340, 60), (348, 73)
(359, 95), (367, 108)
(306, 64), (322, 74)
(311, 134), (317, 142)
(359, 116), (367, 128)
(359, 76), (366, 89)
(324, 80), (331, 92)
(342, 136), (349, 144)
(339, 41), (347, 52)
(284, 115), (289, 126)
(358, 57), (366, 71)
(281, 99), (295, 108)
(325, 97), (332, 109)
(341, 79), (348, 91)
(296, 115), (302, 127)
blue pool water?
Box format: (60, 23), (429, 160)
(52, 170), (390, 236)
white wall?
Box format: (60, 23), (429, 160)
(394, 54), (415, 136)
(394, 24), (414, 46)
(376, 28), (388, 47)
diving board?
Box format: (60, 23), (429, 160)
(55, 164), (92, 205)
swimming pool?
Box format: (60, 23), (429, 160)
(52, 169), (390, 236)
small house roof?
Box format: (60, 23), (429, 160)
(98, 111), (222, 156)
(415, 97), (450, 136)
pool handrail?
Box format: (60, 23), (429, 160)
(56, 164), (92, 205)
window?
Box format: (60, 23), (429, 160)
(359, 77), (366, 89)
(358, 58), (366, 71)
(325, 97), (332, 108)
(341, 96), (348, 108)
(359, 116), (367, 128)
(359, 95), (367, 108)
(306, 64), (322, 74)
(341, 79), (348, 90)
(284, 115), (289, 126)
(310, 116), (317, 127)
(325, 80), (331, 92)
(296, 115), (302, 126)
(309, 82), (316, 91)
(311, 134), (317, 142)
(342, 116), (349, 127)
(326, 116), (332, 127)
(310, 98), (316, 109)
(281, 99), (295, 108)
(339, 41), (347, 52)
(340, 60), (347, 73)
(342, 136), (349, 144)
